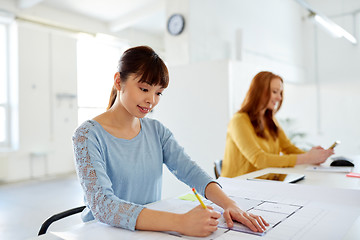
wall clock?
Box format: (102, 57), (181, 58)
(167, 14), (185, 36)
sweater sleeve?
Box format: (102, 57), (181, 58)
(229, 114), (297, 169)
(72, 122), (144, 231)
(277, 127), (305, 155)
(157, 122), (216, 197)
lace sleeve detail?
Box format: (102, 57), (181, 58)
(72, 122), (145, 231)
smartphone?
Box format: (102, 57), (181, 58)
(329, 140), (341, 149)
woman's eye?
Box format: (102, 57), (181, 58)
(157, 92), (163, 96)
(140, 88), (148, 92)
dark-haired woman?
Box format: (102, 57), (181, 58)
(221, 71), (334, 178)
(72, 46), (268, 237)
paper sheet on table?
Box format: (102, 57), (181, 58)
(178, 193), (201, 201)
(212, 196), (302, 236)
(216, 177), (360, 240)
(147, 198), (227, 239)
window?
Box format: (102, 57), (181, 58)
(77, 34), (129, 125)
(0, 23), (9, 147)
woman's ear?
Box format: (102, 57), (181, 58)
(114, 72), (121, 91)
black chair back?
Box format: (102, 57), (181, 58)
(38, 206), (86, 235)
(214, 159), (223, 179)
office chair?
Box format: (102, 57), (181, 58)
(38, 205), (86, 235)
(214, 159), (223, 179)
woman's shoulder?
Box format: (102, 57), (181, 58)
(141, 117), (164, 127)
(73, 120), (99, 139)
(228, 112), (252, 131)
(141, 118), (171, 136)
(231, 112), (250, 122)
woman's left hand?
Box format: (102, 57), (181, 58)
(222, 203), (269, 233)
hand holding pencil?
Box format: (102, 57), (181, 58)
(176, 188), (220, 237)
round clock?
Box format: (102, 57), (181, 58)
(167, 14), (185, 36)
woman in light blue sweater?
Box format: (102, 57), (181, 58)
(72, 46), (268, 237)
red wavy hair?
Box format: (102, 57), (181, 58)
(239, 71), (283, 140)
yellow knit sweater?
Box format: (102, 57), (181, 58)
(221, 112), (305, 177)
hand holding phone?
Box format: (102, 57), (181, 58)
(328, 140), (341, 149)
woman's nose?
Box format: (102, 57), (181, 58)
(146, 94), (155, 105)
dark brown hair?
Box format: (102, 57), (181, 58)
(239, 71), (283, 140)
(107, 46), (169, 110)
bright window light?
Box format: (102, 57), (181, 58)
(77, 35), (128, 125)
(0, 24), (6, 104)
(0, 107), (5, 142)
(0, 23), (8, 146)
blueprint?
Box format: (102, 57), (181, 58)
(207, 197), (302, 236)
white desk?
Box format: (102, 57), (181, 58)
(32, 158), (360, 240)
(237, 163), (360, 190)
(233, 158), (360, 240)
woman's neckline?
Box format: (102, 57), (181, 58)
(90, 118), (143, 141)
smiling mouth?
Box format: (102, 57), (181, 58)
(138, 105), (151, 113)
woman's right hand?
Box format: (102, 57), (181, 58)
(177, 205), (221, 237)
(299, 146), (334, 165)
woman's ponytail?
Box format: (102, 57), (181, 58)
(107, 86), (117, 110)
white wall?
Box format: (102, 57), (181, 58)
(299, 0), (360, 155)
(164, 0), (305, 69)
(188, 0), (305, 66)
(152, 60), (230, 199)
(276, 81), (360, 156)
(164, 0), (190, 65)
(0, 22), (78, 181)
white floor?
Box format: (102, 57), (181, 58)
(0, 174), (84, 240)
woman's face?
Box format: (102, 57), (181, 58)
(119, 74), (165, 118)
(266, 77), (283, 111)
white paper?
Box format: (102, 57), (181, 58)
(215, 197), (302, 236)
(217, 177), (360, 240)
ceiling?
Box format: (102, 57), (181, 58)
(8, 0), (360, 35)
(309, 0), (360, 15)
(16, 0), (166, 34)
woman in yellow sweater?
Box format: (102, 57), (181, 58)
(221, 71), (334, 177)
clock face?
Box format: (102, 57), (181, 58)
(167, 14), (185, 36)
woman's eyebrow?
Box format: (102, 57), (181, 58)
(138, 82), (150, 86)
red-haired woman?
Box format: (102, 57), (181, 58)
(221, 71), (334, 177)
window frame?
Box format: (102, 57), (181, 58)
(0, 22), (11, 149)
(0, 17), (16, 150)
